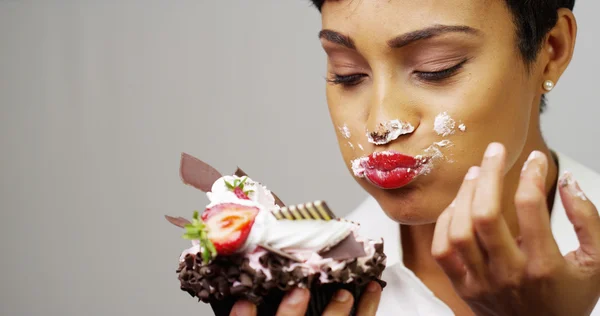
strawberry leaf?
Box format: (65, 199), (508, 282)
(182, 210), (217, 264)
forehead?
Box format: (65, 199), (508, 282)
(321, 0), (511, 39)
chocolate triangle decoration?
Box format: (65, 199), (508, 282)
(165, 215), (191, 228)
(319, 234), (366, 260)
(258, 243), (302, 262)
(180, 153), (222, 192)
(235, 167), (285, 207)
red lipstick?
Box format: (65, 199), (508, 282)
(352, 151), (427, 189)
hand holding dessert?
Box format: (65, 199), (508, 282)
(229, 282), (382, 316)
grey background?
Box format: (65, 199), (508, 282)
(0, 1), (598, 315)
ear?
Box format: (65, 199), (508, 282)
(539, 8), (578, 93)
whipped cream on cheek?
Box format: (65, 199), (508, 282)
(352, 157), (368, 177)
(339, 124), (351, 139)
(434, 112), (456, 136)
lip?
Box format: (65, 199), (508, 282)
(354, 151), (428, 189)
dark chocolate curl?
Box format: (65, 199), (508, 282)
(231, 285), (249, 296)
(199, 266), (213, 277)
(198, 290), (210, 300)
(184, 254), (195, 270)
(240, 273), (253, 288)
(259, 253), (269, 268)
(226, 266), (240, 278)
(180, 152), (222, 192)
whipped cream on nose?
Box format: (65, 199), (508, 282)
(366, 119), (415, 145)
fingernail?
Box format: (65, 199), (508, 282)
(231, 301), (255, 316)
(465, 166), (480, 180)
(521, 151), (545, 176)
(449, 199), (456, 208)
(484, 142), (503, 158)
(285, 288), (307, 305)
(560, 171), (587, 201)
(367, 282), (380, 293)
(334, 290), (351, 302)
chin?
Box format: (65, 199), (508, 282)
(367, 184), (444, 225)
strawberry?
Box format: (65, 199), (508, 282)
(224, 176), (253, 200)
(202, 203), (259, 255)
(233, 187), (250, 200)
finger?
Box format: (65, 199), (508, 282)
(230, 300), (256, 316)
(515, 151), (561, 259)
(559, 171), (600, 259)
(471, 143), (523, 267)
(432, 201), (467, 282)
(276, 288), (310, 316)
(322, 290), (354, 316)
(449, 166), (486, 279)
(356, 282), (382, 316)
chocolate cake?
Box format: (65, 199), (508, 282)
(166, 153), (387, 316)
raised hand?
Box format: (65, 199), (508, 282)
(432, 143), (600, 316)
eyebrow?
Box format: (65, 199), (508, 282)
(319, 25), (480, 50)
(319, 29), (356, 49)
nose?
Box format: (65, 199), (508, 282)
(365, 73), (419, 146)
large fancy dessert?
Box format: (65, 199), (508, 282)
(166, 153), (387, 316)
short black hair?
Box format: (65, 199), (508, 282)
(309, 0), (576, 112)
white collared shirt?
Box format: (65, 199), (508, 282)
(346, 152), (600, 315)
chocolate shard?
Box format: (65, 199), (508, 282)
(258, 243), (302, 262)
(164, 215), (191, 228)
(233, 167), (247, 178)
(180, 152), (222, 192)
(235, 166), (285, 207)
(319, 234), (366, 260)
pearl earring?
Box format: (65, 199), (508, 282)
(543, 80), (555, 92)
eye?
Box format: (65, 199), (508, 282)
(326, 73), (368, 87)
(414, 59), (468, 82)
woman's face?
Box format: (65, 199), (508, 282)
(321, 0), (545, 224)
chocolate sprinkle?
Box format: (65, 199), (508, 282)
(176, 241), (387, 307)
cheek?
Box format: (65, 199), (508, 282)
(327, 88), (369, 162)
(439, 66), (533, 171)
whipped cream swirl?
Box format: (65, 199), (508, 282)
(180, 175), (354, 261)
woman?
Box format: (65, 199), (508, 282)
(230, 0), (600, 315)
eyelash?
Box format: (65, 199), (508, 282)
(327, 59), (468, 87)
(414, 59), (468, 82)
(326, 74), (367, 86)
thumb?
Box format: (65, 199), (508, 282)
(559, 172), (600, 259)
(230, 300), (256, 316)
